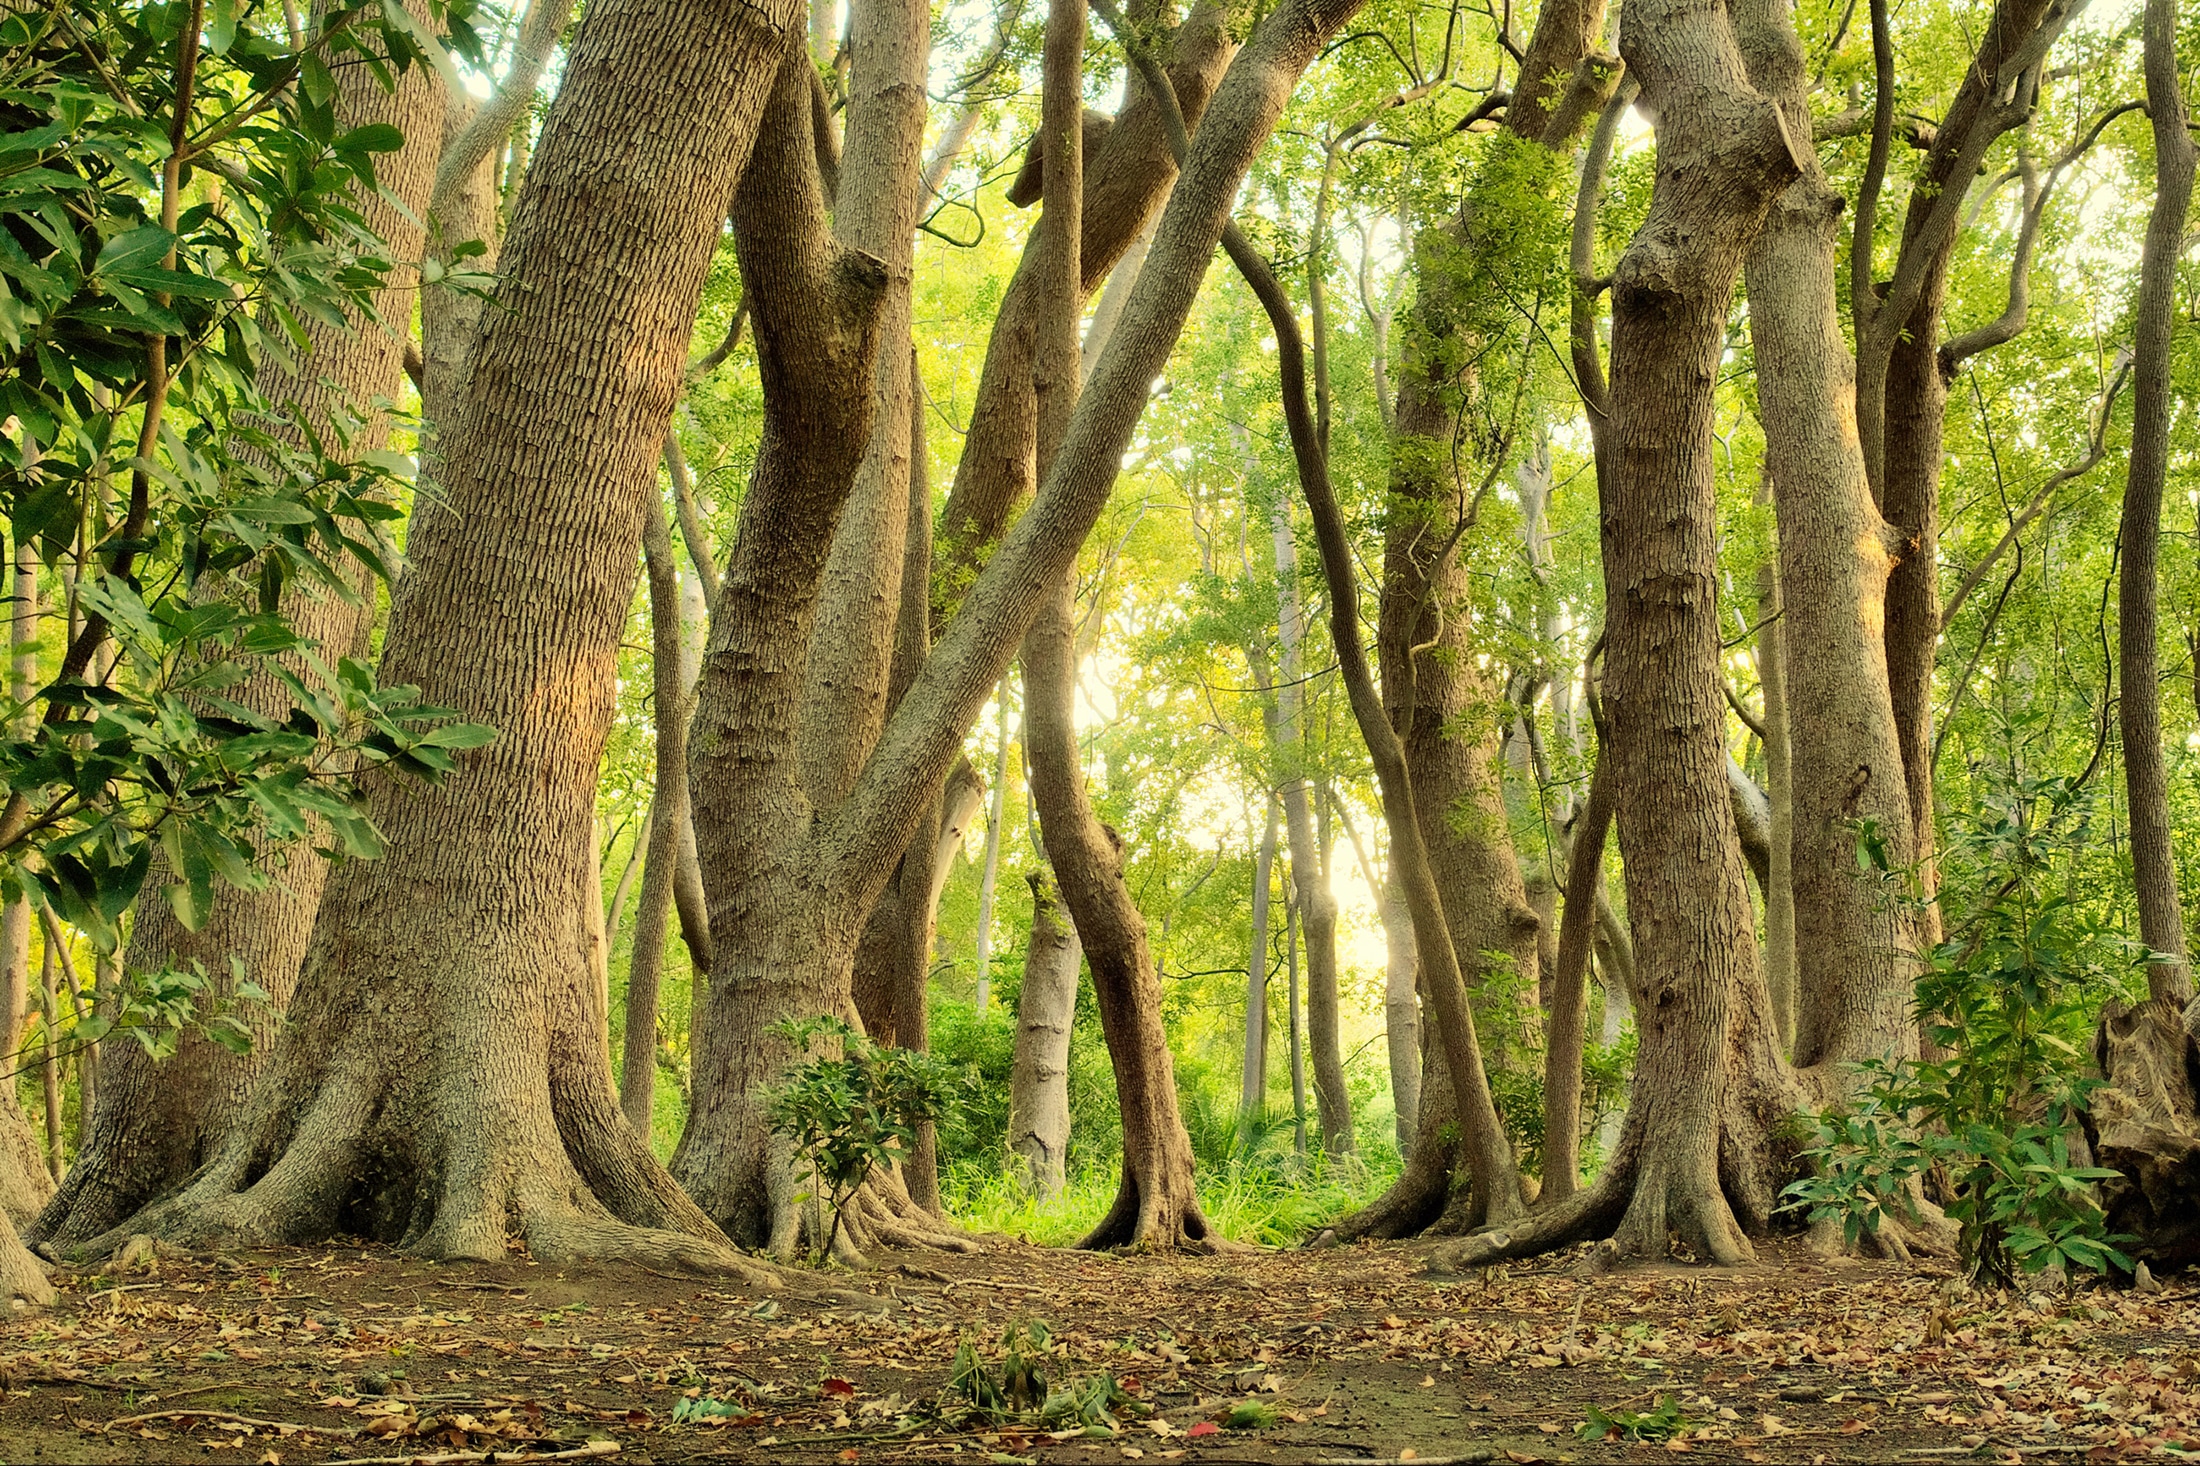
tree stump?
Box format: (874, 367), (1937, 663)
(2086, 995), (2200, 1271)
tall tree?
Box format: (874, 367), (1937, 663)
(105, 0), (801, 1274)
(1450, 0), (1807, 1269)
(675, 0), (1371, 1253)
(33, 0), (447, 1249)
(2117, 0), (2194, 1012)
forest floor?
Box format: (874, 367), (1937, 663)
(1, 1230), (2196, 1465)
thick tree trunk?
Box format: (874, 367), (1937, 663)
(622, 494), (699, 1137)
(32, 10), (444, 1249)
(1738, 9), (1919, 1085)
(1448, 0), (1808, 1271)
(2118, 0), (2195, 1008)
(91, 0), (798, 1277)
(1008, 868), (1081, 1197)
(1380, 878), (1420, 1154)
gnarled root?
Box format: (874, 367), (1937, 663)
(1076, 1159), (1242, 1253)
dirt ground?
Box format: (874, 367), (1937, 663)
(1, 1231), (2195, 1465)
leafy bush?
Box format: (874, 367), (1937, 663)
(765, 1016), (967, 1263)
(1783, 770), (2143, 1284)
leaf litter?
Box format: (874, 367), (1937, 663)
(0, 1236), (2195, 1462)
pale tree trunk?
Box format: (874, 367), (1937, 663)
(0, 547), (45, 1226)
(1240, 798), (1277, 1131)
(1008, 868), (1081, 1197)
(623, 494), (699, 1136)
(1449, 0), (1809, 1271)
(1380, 878), (1420, 1153)
(972, 688), (1010, 1008)
(1272, 494), (1350, 1153)
(2119, 0), (2194, 1011)
(32, 5), (445, 1249)
(1754, 558), (1796, 1049)
(678, 0), (1370, 1255)
(96, 0), (800, 1277)
(1738, 5), (1918, 1085)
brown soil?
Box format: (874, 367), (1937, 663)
(1, 1235), (2194, 1464)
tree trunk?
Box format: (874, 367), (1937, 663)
(972, 686), (1011, 1010)
(1272, 490), (1350, 1153)
(1240, 797), (1277, 1132)
(1754, 559), (1796, 1049)
(1008, 868), (1081, 1197)
(93, 0), (799, 1277)
(1541, 748), (1615, 1204)
(1380, 878), (1420, 1154)
(31, 7), (444, 1249)
(679, 0), (1368, 1256)
(0, 545), (46, 1226)
(929, 0), (1235, 603)
(1738, 0), (1921, 1087)
(1448, 0), (1808, 1271)
(623, 494), (699, 1137)
(2118, 0), (2195, 1009)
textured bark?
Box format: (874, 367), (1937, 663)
(622, 494), (699, 1136)
(1380, 878), (1421, 1154)
(1754, 559), (1796, 1049)
(681, 0), (1367, 1254)
(1739, 0), (1919, 1087)
(2086, 996), (2200, 1270)
(2118, 0), (2195, 1008)
(0, 546), (45, 1226)
(32, 8), (443, 1249)
(90, 0), (798, 1277)
(1448, 0), (1808, 1270)
(1007, 868), (1081, 1197)
(1856, 0), (2067, 951)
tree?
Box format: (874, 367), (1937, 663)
(102, 0), (803, 1274)
(1449, 0), (1807, 1269)
(676, 0), (1371, 1254)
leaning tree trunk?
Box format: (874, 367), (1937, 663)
(677, 0), (1370, 1260)
(1738, 4), (1919, 1087)
(1541, 748), (1614, 1204)
(1380, 878), (1421, 1153)
(1449, 0), (1808, 1272)
(0, 547), (46, 1226)
(1021, 0), (1211, 1250)
(1329, 0), (1614, 1238)
(90, 0), (799, 1277)
(31, 9), (445, 1249)
(1007, 868), (1081, 1198)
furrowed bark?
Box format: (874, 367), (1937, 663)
(1737, 0), (1919, 1085)
(94, 0), (801, 1279)
(33, 3), (444, 1249)
(1448, 0), (1809, 1271)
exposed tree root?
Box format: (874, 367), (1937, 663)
(1075, 1160), (1241, 1253)
(0, 1209), (54, 1307)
